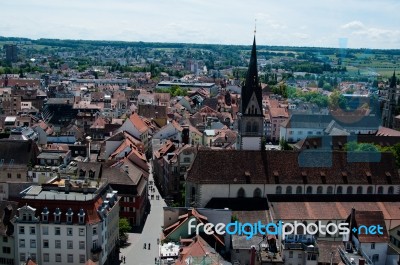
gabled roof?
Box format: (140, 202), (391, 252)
(90, 116), (107, 129)
(129, 112), (149, 133)
(163, 208), (225, 247)
(347, 210), (389, 243)
(175, 235), (228, 265)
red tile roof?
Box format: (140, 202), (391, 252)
(129, 112), (148, 133)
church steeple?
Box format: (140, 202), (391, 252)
(390, 71), (396, 88)
(241, 36), (262, 115)
(237, 35), (264, 150)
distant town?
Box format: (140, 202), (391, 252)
(0, 35), (400, 265)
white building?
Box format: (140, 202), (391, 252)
(12, 178), (119, 265)
(280, 114), (380, 143)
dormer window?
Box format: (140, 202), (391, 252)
(78, 209), (85, 225)
(54, 208), (61, 224)
(41, 207), (49, 223)
(66, 208), (73, 224)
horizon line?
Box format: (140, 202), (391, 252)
(1, 35), (399, 51)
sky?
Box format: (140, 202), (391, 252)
(1, 0), (399, 49)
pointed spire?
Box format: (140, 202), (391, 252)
(390, 70), (396, 88)
(241, 35), (261, 113)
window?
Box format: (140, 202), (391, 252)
(67, 215), (72, 223)
(2, 236), (7, 243)
(19, 226), (25, 234)
(367, 186), (373, 194)
(317, 186), (323, 194)
(253, 188), (262, 198)
(388, 186), (394, 194)
(327, 186), (333, 194)
(55, 240), (61, 249)
(55, 227), (60, 235)
(43, 240), (49, 248)
(30, 239), (36, 248)
(17, 173), (21, 178)
(371, 243), (375, 249)
(7, 173), (11, 178)
(286, 186), (292, 194)
(296, 186), (302, 194)
(79, 228), (85, 236)
(67, 228), (73, 236)
(276, 186), (282, 194)
(19, 239), (25, 247)
(31, 253), (36, 261)
(67, 240), (73, 249)
(43, 253), (49, 262)
(183, 157), (190, 163)
(357, 186), (363, 194)
(377, 186), (383, 194)
(20, 253), (26, 263)
(56, 253), (61, 262)
(306, 186), (312, 194)
(93, 240), (99, 250)
(42, 226), (48, 235)
(79, 255), (85, 263)
(30, 226), (35, 235)
(93, 227), (97, 235)
(2, 247), (11, 254)
(372, 254), (379, 262)
(68, 254), (73, 263)
(237, 187), (245, 198)
(79, 241), (85, 249)
(337, 186), (343, 194)
(347, 186), (353, 194)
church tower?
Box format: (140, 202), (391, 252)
(237, 36), (264, 150)
(383, 71), (397, 128)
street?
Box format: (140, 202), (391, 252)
(118, 162), (166, 265)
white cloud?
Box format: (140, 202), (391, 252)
(341, 21), (365, 30)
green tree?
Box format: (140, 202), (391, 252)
(279, 138), (292, 150)
(119, 218), (132, 243)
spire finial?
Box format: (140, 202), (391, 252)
(254, 19), (257, 35)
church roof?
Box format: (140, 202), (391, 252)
(186, 150), (400, 185)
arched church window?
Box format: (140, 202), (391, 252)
(237, 187), (245, 198)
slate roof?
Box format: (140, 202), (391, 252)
(282, 114), (381, 129)
(0, 139), (39, 166)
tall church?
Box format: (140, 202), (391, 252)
(237, 36), (264, 150)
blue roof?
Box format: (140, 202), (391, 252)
(47, 136), (76, 144)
